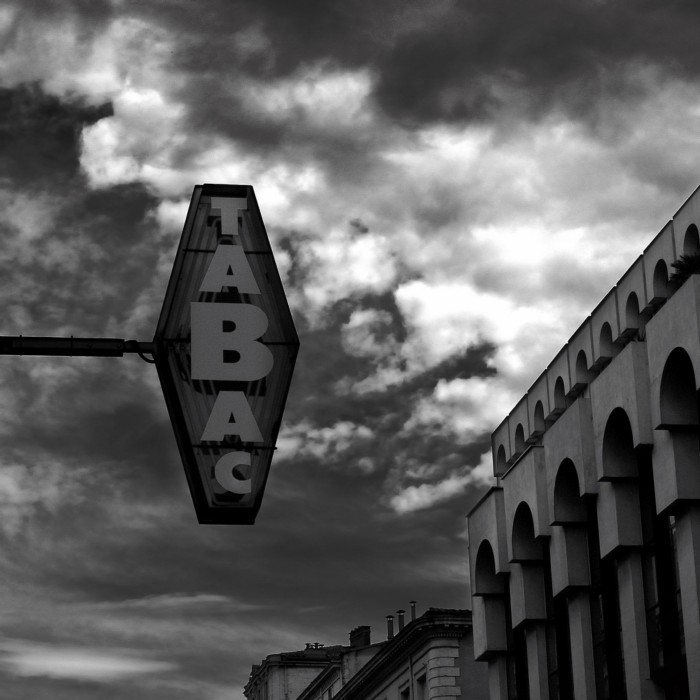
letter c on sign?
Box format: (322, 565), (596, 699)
(214, 452), (252, 494)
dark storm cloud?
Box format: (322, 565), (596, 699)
(66, 0), (690, 145)
(10, 0), (113, 26)
(5, 368), (176, 484)
(132, 0), (387, 78)
(375, 0), (700, 126)
(0, 183), (161, 336)
(0, 83), (163, 339)
(283, 289), (495, 427)
(0, 83), (112, 187)
(349, 217), (369, 234)
(274, 287), (494, 526)
(12, 0), (700, 141)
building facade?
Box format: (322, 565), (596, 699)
(245, 643), (354, 700)
(245, 608), (489, 700)
(245, 627), (387, 700)
(467, 187), (700, 700)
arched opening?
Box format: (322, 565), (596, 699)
(509, 504), (538, 698)
(603, 405), (689, 696)
(553, 459), (586, 524)
(623, 292), (640, 340)
(595, 321), (616, 369)
(533, 401), (545, 438)
(672, 226), (700, 282)
(602, 408), (637, 480)
(573, 350), (589, 393)
(659, 347), (698, 428)
(496, 444), (508, 474)
(652, 259), (669, 305)
(553, 376), (566, 416)
(551, 458), (621, 698)
(512, 503), (572, 698)
(512, 502), (542, 562)
(472, 541), (509, 686)
(475, 540), (503, 596)
(514, 423), (526, 457)
(600, 323), (614, 355)
(683, 224), (699, 256)
(653, 347), (696, 696)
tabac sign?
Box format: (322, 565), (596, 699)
(154, 184), (299, 524)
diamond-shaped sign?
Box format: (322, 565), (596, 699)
(154, 184), (299, 524)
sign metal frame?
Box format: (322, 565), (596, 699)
(153, 184), (299, 524)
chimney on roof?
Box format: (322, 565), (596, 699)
(410, 601), (416, 621)
(397, 609), (406, 631)
(386, 615), (394, 640)
(349, 625), (371, 648)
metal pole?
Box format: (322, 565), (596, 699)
(0, 336), (155, 360)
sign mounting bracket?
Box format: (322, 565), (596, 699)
(0, 335), (156, 361)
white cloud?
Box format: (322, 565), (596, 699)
(80, 86), (187, 189)
(113, 593), (266, 612)
(469, 450), (497, 486)
(295, 228), (399, 319)
(0, 13), (173, 103)
(402, 377), (517, 442)
(240, 64), (375, 134)
(276, 420), (375, 468)
(389, 451), (494, 514)
(0, 639), (176, 681)
(340, 308), (398, 359)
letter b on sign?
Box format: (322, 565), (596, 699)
(190, 303), (274, 381)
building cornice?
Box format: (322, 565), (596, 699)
(331, 609), (473, 700)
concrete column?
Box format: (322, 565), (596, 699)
(675, 504), (700, 699)
(525, 622), (550, 700)
(567, 591), (596, 700)
(616, 552), (662, 700)
(487, 655), (508, 700)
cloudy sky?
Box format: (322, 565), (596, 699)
(1, 0), (700, 698)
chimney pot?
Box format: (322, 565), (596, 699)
(410, 601), (416, 621)
(386, 615), (394, 640)
(397, 609), (406, 631)
(349, 626), (371, 648)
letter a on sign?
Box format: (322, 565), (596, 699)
(153, 184), (299, 524)
(201, 391), (264, 442)
(199, 245), (261, 294)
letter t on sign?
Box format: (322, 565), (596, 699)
(210, 197), (248, 237)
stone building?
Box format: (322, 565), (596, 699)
(245, 607), (488, 700)
(244, 641), (377, 700)
(467, 186), (700, 699)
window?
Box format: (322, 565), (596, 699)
(544, 546), (573, 700)
(639, 453), (689, 700)
(587, 498), (626, 699)
(416, 674), (427, 700)
(505, 585), (529, 700)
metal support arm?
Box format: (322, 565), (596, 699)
(0, 336), (156, 361)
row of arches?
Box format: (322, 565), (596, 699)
(473, 346), (699, 699)
(495, 223), (700, 472)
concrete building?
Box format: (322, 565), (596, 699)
(467, 186), (700, 699)
(245, 607), (488, 700)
